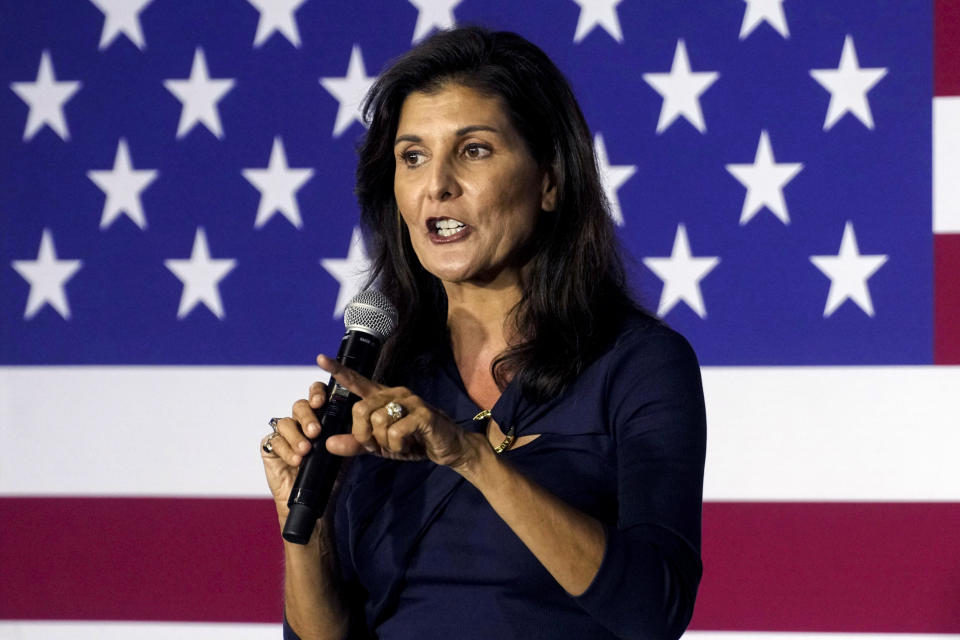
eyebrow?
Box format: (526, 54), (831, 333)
(394, 125), (500, 146)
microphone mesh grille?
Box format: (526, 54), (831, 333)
(343, 289), (398, 340)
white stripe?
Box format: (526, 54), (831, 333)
(934, 96), (960, 233)
(1, 366), (959, 500)
(701, 366), (960, 501)
(0, 366), (319, 498)
(0, 621), (281, 639)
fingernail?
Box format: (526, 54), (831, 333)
(306, 422), (320, 436)
(363, 444), (377, 453)
(291, 454), (302, 465)
(310, 395), (323, 406)
(299, 441), (311, 454)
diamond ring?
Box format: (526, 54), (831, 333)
(385, 401), (406, 421)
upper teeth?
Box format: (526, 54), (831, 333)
(435, 219), (465, 230)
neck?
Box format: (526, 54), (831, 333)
(442, 272), (524, 369)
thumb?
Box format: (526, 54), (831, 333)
(326, 434), (369, 457)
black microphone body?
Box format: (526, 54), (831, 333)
(282, 330), (381, 544)
(282, 290), (397, 545)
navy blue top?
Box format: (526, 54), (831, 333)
(284, 312), (706, 639)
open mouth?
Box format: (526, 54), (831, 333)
(427, 217), (468, 239)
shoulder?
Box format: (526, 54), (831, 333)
(593, 311), (705, 429)
(606, 310), (701, 378)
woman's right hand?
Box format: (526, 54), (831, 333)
(261, 380), (329, 521)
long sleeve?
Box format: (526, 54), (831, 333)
(572, 326), (707, 639)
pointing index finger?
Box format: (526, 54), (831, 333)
(316, 353), (381, 398)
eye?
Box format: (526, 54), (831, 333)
(399, 149), (426, 167)
(462, 143), (491, 159)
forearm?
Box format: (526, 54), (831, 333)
(454, 434), (606, 596)
(279, 513), (350, 640)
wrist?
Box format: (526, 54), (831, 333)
(450, 432), (499, 484)
(276, 503), (291, 532)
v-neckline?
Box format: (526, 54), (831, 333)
(438, 341), (522, 431)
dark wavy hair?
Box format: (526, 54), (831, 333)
(357, 26), (646, 403)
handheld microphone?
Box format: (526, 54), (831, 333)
(282, 289), (397, 545)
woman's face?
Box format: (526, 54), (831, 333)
(393, 83), (555, 287)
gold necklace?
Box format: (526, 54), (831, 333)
(473, 409), (515, 454)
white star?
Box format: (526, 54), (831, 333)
(321, 227), (372, 317)
(164, 228), (237, 319)
(10, 51), (82, 142)
(810, 221), (888, 317)
(11, 229), (83, 320)
(643, 224), (719, 319)
(594, 133), (636, 227)
(320, 45), (377, 138)
(88, 0), (153, 50)
(87, 138), (158, 230)
(408, 0), (460, 44)
(810, 35), (888, 131)
(247, 0), (307, 48)
(739, 0), (789, 40)
(164, 48), (236, 139)
(242, 137), (314, 229)
(725, 130), (803, 225)
(571, 0), (624, 43)
(642, 39), (719, 134)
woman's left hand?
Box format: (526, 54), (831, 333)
(316, 354), (485, 470)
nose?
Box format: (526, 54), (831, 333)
(427, 156), (462, 202)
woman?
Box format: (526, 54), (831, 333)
(262, 26), (706, 640)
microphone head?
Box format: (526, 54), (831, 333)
(343, 289), (398, 340)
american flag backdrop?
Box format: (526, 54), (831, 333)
(1, 0), (959, 637)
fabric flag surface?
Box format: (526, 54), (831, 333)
(1, 0), (958, 638)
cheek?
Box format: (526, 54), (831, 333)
(394, 169), (420, 210)
(394, 183), (419, 228)
(491, 176), (541, 234)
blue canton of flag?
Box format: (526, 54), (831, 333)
(0, 0), (932, 366)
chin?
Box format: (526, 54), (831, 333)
(423, 264), (474, 284)
(412, 248), (471, 281)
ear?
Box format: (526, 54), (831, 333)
(540, 165), (558, 212)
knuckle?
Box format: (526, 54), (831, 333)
(281, 444), (304, 466)
(277, 417), (298, 435)
(279, 422), (307, 448)
(271, 438), (295, 464)
(353, 402), (370, 420)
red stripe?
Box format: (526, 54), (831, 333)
(935, 0), (960, 95)
(2, 498), (960, 631)
(935, 233), (960, 364)
(0, 497), (283, 623)
(691, 502), (960, 632)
